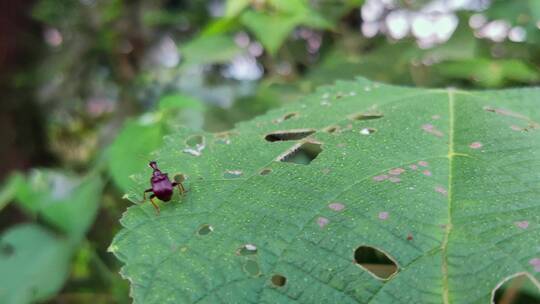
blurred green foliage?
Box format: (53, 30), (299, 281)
(1, 0), (540, 303)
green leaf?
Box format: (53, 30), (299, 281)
(158, 94), (205, 112)
(39, 175), (104, 239)
(201, 18), (240, 36)
(240, 10), (300, 56)
(111, 78), (540, 303)
(0, 224), (72, 304)
(239, 1), (332, 55)
(109, 94), (208, 193)
(142, 10), (187, 26)
(5, 170), (104, 239)
(159, 94), (206, 131)
(225, 0), (251, 18)
(180, 34), (243, 67)
(0, 172), (24, 212)
(435, 58), (540, 87)
(108, 116), (163, 193)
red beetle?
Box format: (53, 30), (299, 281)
(143, 161), (185, 214)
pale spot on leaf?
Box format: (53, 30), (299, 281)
(183, 148), (202, 156)
(317, 217), (329, 228)
(245, 244), (257, 251)
(224, 170), (243, 178)
(328, 202), (345, 211)
(389, 177), (401, 183)
(422, 170), (432, 177)
(360, 128), (376, 135)
(389, 168), (405, 175)
(515, 221), (529, 229)
(435, 186), (448, 196)
(418, 161), (429, 167)
(422, 124), (444, 137)
(373, 175), (388, 182)
(378, 212), (389, 220)
(529, 258), (540, 272)
(469, 142), (483, 149)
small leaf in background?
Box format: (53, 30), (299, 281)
(111, 78), (540, 302)
(240, 11), (300, 55)
(224, 0), (251, 18)
(0, 172), (24, 212)
(39, 175), (104, 239)
(108, 117), (163, 193)
(0, 224), (72, 304)
(436, 58), (540, 87)
(158, 94), (205, 112)
(10, 169), (79, 215)
(159, 94), (206, 131)
(180, 34), (244, 67)
(3, 169), (104, 240)
(238, 0), (332, 55)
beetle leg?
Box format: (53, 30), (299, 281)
(143, 188), (153, 201)
(172, 182), (186, 195)
(149, 194), (160, 215)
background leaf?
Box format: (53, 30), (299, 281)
(0, 224), (72, 304)
(108, 118), (164, 193)
(180, 34), (243, 67)
(225, 0), (250, 18)
(240, 10), (301, 56)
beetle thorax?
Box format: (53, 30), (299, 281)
(151, 173), (167, 182)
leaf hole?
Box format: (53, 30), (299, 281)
(349, 112), (384, 121)
(259, 168), (272, 175)
(282, 112), (298, 120)
(214, 132), (232, 145)
(186, 135), (205, 148)
(223, 170), (243, 178)
(173, 174), (186, 183)
(271, 274), (287, 287)
(237, 244), (258, 256)
(360, 128), (376, 135)
(264, 129), (316, 142)
(183, 135), (206, 156)
(277, 141), (322, 165)
(243, 260), (261, 277)
(324, 125), (340, 133)
(197, 224), (214, 236)
(0, 242), (14, 257)
(354, 245), (398, 280)
(491, 272), (540, 304)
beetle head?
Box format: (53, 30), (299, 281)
(149, 161), (158, 170)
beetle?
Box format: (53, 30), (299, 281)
(143, 161), (185, 214)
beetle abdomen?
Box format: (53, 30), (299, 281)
(152, 178), (174, 201)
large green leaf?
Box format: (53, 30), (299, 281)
(110, 78), (540, 303)
(0, 224), (72, 304)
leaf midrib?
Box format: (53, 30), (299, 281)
(441, 88), (456, 304)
